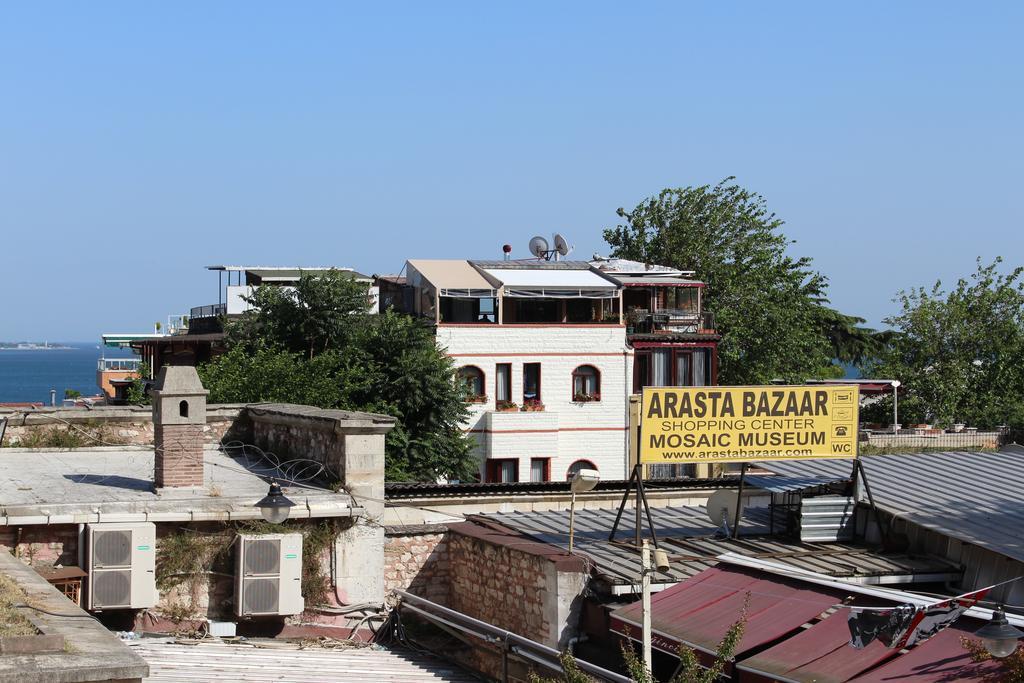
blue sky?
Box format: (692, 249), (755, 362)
(1, 2), (1021, 340)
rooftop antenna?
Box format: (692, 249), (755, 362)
(528, 235), (551, 260)
(553, 233), (572, 261)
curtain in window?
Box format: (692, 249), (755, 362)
(530, 459), (546, 482)
(496, 364), (511, 402)
(651, 350), (671, 386)
(500, 460), (517, 483)
(692, 349), (707, 386)
(675, 353), (691, 386)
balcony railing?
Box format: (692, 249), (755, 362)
(97, 358), (142, 372)
(190, 303), (226, 319)
(629, 310), (716, 334)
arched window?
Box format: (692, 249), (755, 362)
(572, 365), (600, 401)
(457, 366), (486, 402)
(178, 400), (189, 418)
(566, 459), (598, 481)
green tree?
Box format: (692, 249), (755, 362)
(604, 179), (842, 384)
(865, 258), (1024, 429)
(199, 271), (475, 482)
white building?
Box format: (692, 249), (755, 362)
(385, 257), (721, 482)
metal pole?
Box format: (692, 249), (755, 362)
(893, 384), (899, 429)
(608, 465), (638, 542)
(568, 491), (577, 554)
(635, 464), (642, 549)
(501, 634), (509, 683)
(731, 462), (747, 539)
(641, 539), (652, 672)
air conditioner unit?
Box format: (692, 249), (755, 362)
(86, 522), (156, 610)
(235, 533), (304, 617)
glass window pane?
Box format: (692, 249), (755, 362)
(675, 353), (691, 386)
(692, 350), (707, 386)
(524, 363), (541, 402)
(651, 351), (671, 386)
(500, 460), (517, 482)
(530, 459), (546, 482)
(496, 364), (511, 402)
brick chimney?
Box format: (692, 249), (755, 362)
(152, 365), (209, 489)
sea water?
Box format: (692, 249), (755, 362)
(0, 344), (136, 403)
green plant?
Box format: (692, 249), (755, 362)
(961, 636), (1024, 682)
(496, 400), (518, 411)
(200, 271), (476, 482)
(12, 422), (127, 449)
(0, 574), (38, 637)
(64, 389), (82, 400)
(126, 361), (151, 405)
(155, 530), (233, 593)
(532, 595), (748, 683)
(605, 180), (879, 384)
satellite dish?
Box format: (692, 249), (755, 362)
(553, 233), (571, 257)
(529, 235), (550, 259)
(706, 489), (742, 528)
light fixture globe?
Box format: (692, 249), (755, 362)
(256, 480), (295, 524)
(975, 606), (1024, 658)
(570, 469), (600, 493)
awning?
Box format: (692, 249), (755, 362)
(737, 606), (899, 683)
(609, 566), (843, 660)
(407, 260), (498, 295)
(483, 267), (619, 298)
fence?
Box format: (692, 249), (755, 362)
(861, 426), (1011, 452)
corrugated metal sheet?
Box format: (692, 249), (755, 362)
(756, 451), (1024, 563)
(135, 640), (478, 682)
(737, 606), (898, 683)
(610, 566), (843, 657)
(480, 507), (960, 589)
(743, 474), (846, 493)
(847, 623), (1002, 682)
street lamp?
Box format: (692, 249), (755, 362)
(255, 480), (295, 524)
(975, 606), (1024, 658)
(568, 469), (600, 553)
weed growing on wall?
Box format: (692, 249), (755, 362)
(155, 519), (353, 612)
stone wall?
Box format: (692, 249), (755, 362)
(384, 526), (450, 604)
(0, 405), (243, 448)
(0, 525), (79, 567)
(438, 522), (588, 681)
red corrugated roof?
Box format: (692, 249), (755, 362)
(847, 622), (1004, 683)
(610, 566), (843, 658)
(737, 605), (900, 683)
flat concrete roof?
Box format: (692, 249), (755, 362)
(0, 447), (356, 525)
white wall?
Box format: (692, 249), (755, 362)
(436, 325), (633, 480)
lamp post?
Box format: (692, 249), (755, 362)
(568, 469), (600, 553)
(975, 606), (1024, 658)
(255, 480), (295, 524)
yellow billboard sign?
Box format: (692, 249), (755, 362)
(640, 385), (859, 464)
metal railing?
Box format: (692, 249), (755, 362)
(166, 314), (189, 335)
(189, 303), (226, 319)
(393, 590), (631, 683)
(97, 358), (142, 372)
